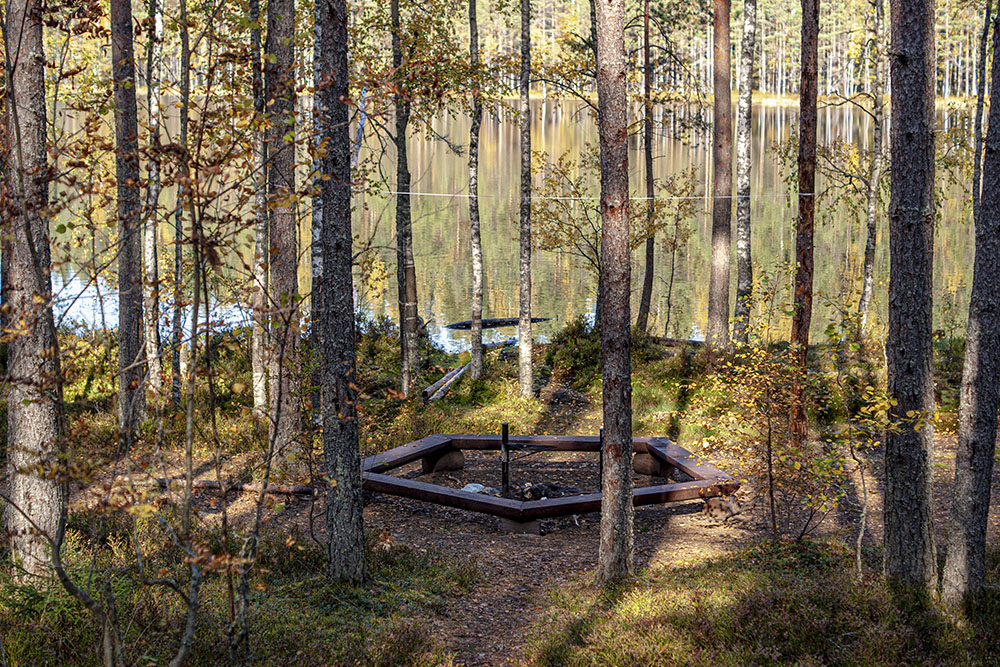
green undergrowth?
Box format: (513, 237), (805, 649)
(0, 528), (475, 666)
(526, 540), (1000, 667)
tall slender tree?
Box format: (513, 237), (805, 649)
(111, 0), (145, 445)
(171, 0), (191, 410)
(143, 0), (164, 403)
(791, 0), (818, 360)
(971, 1), (993, 234)
(316, 0), (366, 583)
(942, 11), (1000, 606)
(789, 0), (819, 446)
(518, 0), (534, 397)
(733, 0), (756, 344)
(392, 0), (419, 397)
(250, 0), (268, 419)
(469, 0), (485, 380)
(858, 0), (886, 328)
(884, 0), (937, 593)
(595, 0), (634, 584)
(3, 0), (64, 576)
(266, 0), (301, 464)
(635, 0), (655, 333)
(705, 0), (732, 348)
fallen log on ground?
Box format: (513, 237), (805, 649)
(483, 336), (517, 349)
(422, 365), (464, 400)
(445, 317), (551, 330)
(104, 478), (317, 496)
(428, 362), (470, 401)
(648, 336), (704, 347)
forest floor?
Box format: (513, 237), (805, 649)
(262, 382), (999, 666)
(19, 323), (998, 665)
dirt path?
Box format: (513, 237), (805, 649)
(364, 485), (753, 665)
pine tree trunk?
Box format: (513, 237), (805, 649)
(635, 0), (655, 334)
(594, 0), (634, 585)
(789, 0), (819, 447)
(733, 0), (756, 345)
(858, 0), (886, 329)
(706, 0), (732, 349)
(266, 0), (301, 466)
(791, 0), (818, 359)
(942, 11), (1000, 606)
(469, 0), (485, 380)
(4, 0), (64, 576)
(143, 0), (163, 404)
(884, 0), (938, 593)
(250, 0), (268, 420)
(316, 0), (366, 583)
(518, 0), (534, 397)
(112, 0), (145, 445)
(392, 0), (418, 397)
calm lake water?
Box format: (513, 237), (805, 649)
(355, 100), (973, 350)
(52, 100), (974, 352)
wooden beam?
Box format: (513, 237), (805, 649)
(361, 434), (453, 473)
(648, 437), (734, 482)
(363, 472), (524, 518)
(447, 434), (603, 451)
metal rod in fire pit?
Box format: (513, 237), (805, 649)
(501, 422), (510, 497)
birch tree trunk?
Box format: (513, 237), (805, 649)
(392, 0), (419, 398)
(594, 0), (634, 585)
(143, 0), (163, 404)
(316, 0), (366, 582)
(518, 0), (534, 397)
(706, 0), (732, 349)
(942, 11), (1000, 605)
(4, 0), (64, 576)
(971, 1), (993, 233)
(858, 0), (886, 329)
(266, 0), (301, 466)
(884, 0), (938, 593)
(171, 0), (190, 410)
(251, 0), (268, 420)
(468, 0), (485, 380)
(635, 0), (655, 334)
(733, 0), (756, 345)
(111, 0), (145, 445)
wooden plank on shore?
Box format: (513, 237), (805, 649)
(363, 472), (524, 518)
(361, 434), (453, 473)
(445, 317), (552, 330)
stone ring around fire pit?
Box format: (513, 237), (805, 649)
(361, 433), (740, 533)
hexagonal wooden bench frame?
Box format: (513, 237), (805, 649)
(361, 434), (739, 521)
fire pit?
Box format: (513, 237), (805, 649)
(362, 429), (739, 530)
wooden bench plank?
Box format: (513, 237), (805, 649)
(362, 472), (524, 518)
(361, 434), (453, 473)
(447, 434), (602, 451)
(648, 437), (733, 482)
